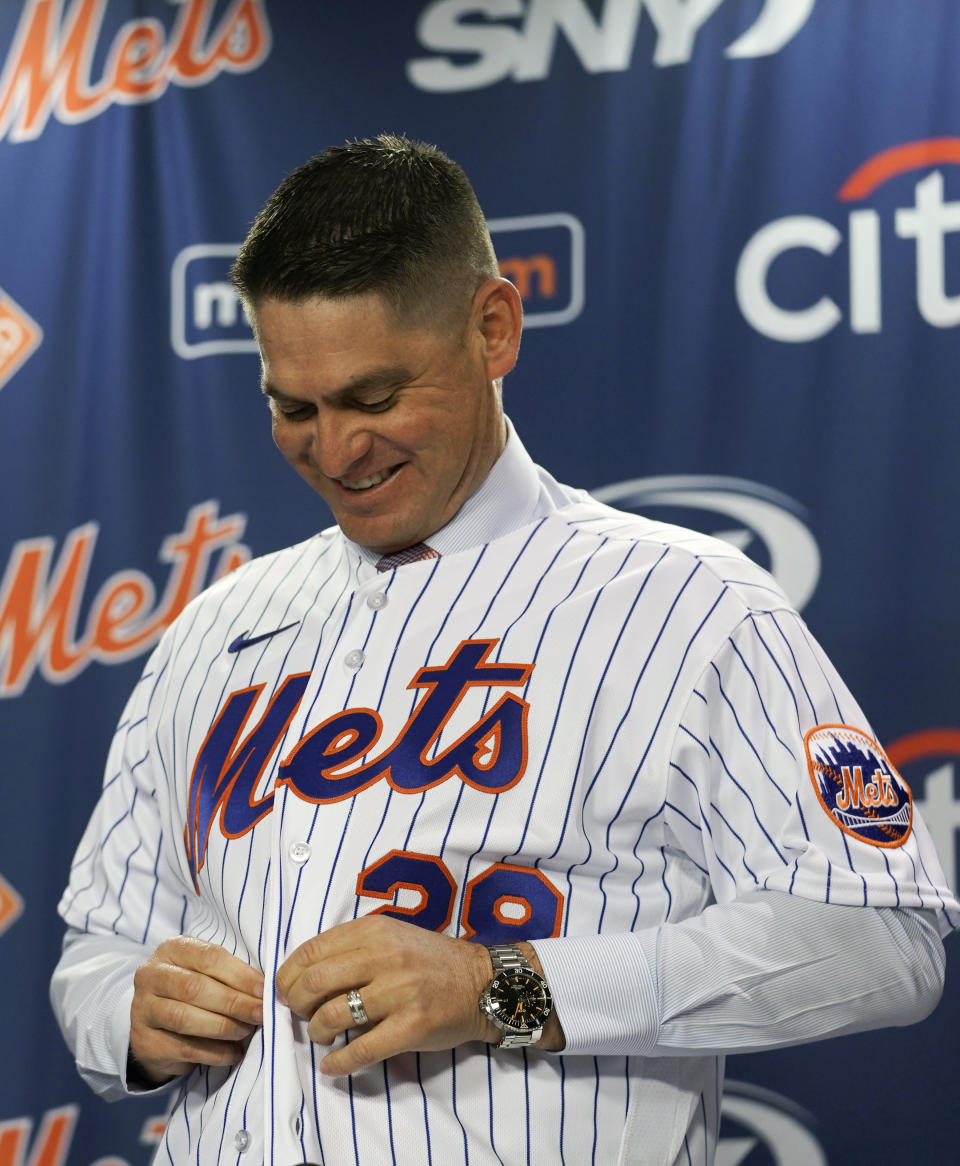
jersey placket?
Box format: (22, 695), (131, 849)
(262, 565), (392, 1162)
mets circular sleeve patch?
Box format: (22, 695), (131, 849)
(804, 724), (913, 847)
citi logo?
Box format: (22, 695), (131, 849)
(171, 213), (585, 358)
(406, 0), (815, 91)
(0, 287), (42, 390)
(888, 729), (960, 895)
(737, 138), (960, 342)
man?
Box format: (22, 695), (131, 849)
(52, 135), (956, 1165)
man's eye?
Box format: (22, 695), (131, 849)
(356, 393), (396, 413)
(274, 401), (314, 421)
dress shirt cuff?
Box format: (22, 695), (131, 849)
(529, 932), (660, 1056)
(50, 930), (178, 1100)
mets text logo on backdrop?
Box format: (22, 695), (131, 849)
(0, 1106), (168, 1166)
(171, 215), (585, 357)
(592, 475), (821, 611)
(0, 0), (271, 144)
(406, 0), (815, 90)
(0, 501), (249, 698)
(738, 138), (960, 342)
(888, 728), (960, 894)
(0, 287), (41, 390)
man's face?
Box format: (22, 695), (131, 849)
(252, 291), (508, 554)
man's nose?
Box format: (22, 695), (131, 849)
(311, 409), (373, 478)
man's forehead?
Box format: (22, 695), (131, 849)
(261, 361), (415, 401)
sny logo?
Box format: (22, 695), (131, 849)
(185, 639), (533, 889)
(406, 0), (815, 90)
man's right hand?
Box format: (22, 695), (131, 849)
(129, 935), (265, 1085)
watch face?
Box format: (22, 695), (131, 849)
(487, 968), (553, 1032)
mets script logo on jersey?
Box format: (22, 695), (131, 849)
(185, 639), (532, 889)
(805, 724), (912, 847)
(738, 137), (960, 342)
(0, 0), (271, 144)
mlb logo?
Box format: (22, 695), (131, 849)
(0, 288), (42, 390)
(171, 244), (257, 359)
(171, 214), (586, 359)
(489, 213), (585, 327)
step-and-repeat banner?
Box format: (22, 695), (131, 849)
(1, 2), (957, 1162)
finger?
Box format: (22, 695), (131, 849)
(278, 950), (371, 1020)
(277, 916), (389, 999)
(135, 985), (261, 1043)
(136, 958), (264, 1029)
(156, 936), (265, 997)
(319, 1013), (412, 1078)
(130, 1027), (251, 1075)
(306, 987), (376, 1047)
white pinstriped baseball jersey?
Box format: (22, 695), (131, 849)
(56, 429), (957, 1165)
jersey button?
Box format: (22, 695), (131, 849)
(234, 1130), (250, 1151)
(344, 648), (365, 670)
(292, 1114), (303, 1136)
(288, 841), (311, 864)
(366, 592), (388, 610)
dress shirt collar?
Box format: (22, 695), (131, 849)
(345, 419), (544, 568)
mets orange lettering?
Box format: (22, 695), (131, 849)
(835, 766), (898, 811)
(0, 0), (271, 144)
(0, 1106), (77, 1166)
(0, 502), (249, 696)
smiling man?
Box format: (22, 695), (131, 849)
(255, 287), (512, 554)
(52, 136), (957, 1166)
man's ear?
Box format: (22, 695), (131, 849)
(473, 277), (523, 380)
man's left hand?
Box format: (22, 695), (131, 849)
(275, 915), (561, 1076)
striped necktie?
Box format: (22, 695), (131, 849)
(375, 542), (440, 572)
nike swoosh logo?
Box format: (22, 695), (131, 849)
(227, 622), (300, 653)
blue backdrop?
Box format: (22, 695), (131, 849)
(1, 1), (958, 1161)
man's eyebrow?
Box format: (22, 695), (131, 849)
(261, 365), (414, 401)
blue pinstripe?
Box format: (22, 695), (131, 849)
(709, 661), (791, 804)
(726, 634), (797, 760)
(708, 737), (788, 864)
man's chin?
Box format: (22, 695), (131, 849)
(337, 517), (422, 556)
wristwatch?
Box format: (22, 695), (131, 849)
(478, 943), (553, 1048)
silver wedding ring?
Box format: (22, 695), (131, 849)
(347, 989), (368, 1026)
